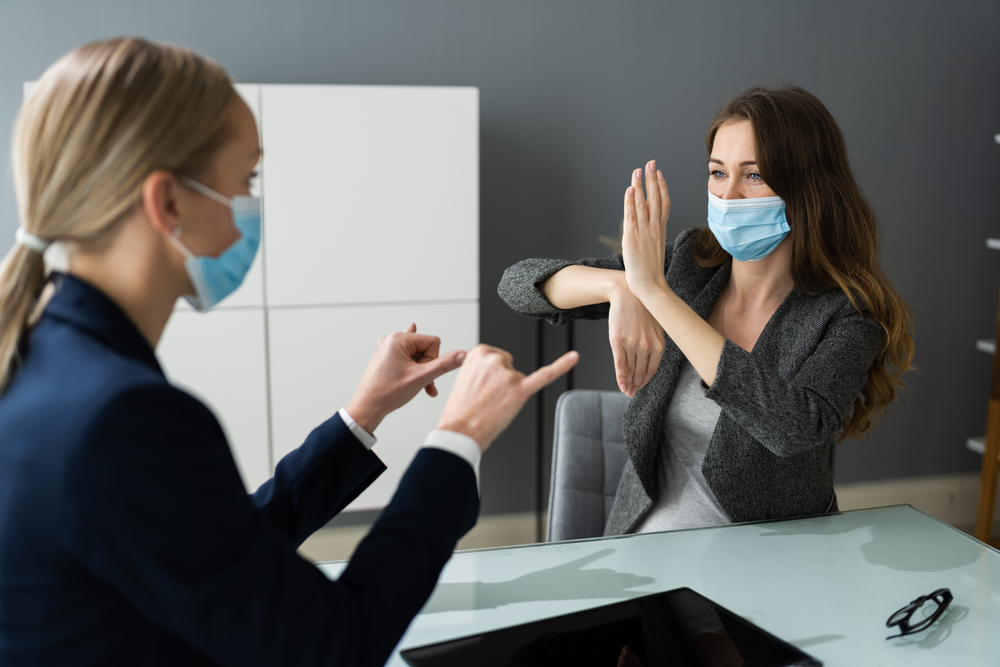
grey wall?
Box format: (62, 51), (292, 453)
(2, 0), (999, 516)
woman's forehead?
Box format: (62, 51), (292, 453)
(712, 121), (755, 158)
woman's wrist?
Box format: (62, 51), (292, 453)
(436, 417), (489, 452)
(604, 270), (630, 303)
(345, 396), (385, 435)
(628, 274), (671, 306)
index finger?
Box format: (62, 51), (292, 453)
(521, 350), (580, 396)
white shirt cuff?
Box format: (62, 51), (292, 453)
(338, 407), (377, 450)
(423, 429), (481, 491)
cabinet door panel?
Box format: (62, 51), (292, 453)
(268, 302), (478, 510)
(157, 309), (271, 492)
(260, 85), (478, 307)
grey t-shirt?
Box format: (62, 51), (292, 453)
(635, 360), (730, 533)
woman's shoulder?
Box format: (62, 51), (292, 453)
(788, 286), (886, 344)
(793, 284), (870, 317)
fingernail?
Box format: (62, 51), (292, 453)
(650, 160), (656, 171)
(456, 351), (466, 363)
(634, 169), (641, 179)
(620, 383), (627, 393)
(657, 169), (664, 181)
(627, 187), (633, 197)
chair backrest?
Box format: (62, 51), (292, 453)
(547, 389), (631, 542)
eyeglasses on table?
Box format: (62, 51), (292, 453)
(885, 588), (953, 640)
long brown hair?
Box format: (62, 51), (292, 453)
(0, 37), (236, 394)
(695, 85), (914, 441)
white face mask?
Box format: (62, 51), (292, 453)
(167, 178), (262, 311)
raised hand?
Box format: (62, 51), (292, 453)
(346, 323), (466, 435)
(622, 160), (671, 301)
(436, 345), (579, 451)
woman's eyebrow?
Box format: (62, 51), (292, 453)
(708, 157), (757, 167)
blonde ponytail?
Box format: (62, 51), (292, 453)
(0, 37), (236, 393)
(0, 246), (46, 392)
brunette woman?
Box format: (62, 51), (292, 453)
(499, 85), (913, 535)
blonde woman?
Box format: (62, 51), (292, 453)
(0, 39), (576, 665)
(499, 86), (913, 535)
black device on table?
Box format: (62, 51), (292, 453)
(401, 587), (822, 667)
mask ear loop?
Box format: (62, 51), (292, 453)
(172, 176), (238, 259)
(167, 227), (195, 260)
(179, 176), (232, 207)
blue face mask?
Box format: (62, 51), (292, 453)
(168, 177), (262, 311)
(706, 190), (790, 262)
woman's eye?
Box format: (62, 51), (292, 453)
(748, 172), (763, 181)
(710, 170), (726, 179)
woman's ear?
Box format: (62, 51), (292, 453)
(140, 170), (183, 239)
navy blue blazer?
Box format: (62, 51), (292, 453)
(0, 273), (479, 666)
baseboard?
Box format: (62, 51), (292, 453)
(298, 510), (541, 563)
(835, 472), (999, 534)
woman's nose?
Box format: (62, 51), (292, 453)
(721, 180), (744, 200)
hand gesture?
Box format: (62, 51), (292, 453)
(436, 345), (579, 451)
(622, 161), (670, 301)
(608, 285), (665, 398)
(346, 323), (465, 434)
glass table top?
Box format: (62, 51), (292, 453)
(318, 505), (1000, 666)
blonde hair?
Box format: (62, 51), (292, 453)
(0, 37), (236, 393)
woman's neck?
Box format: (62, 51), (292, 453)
(725, 237), (796, 311)
(66, 214), (185, 348)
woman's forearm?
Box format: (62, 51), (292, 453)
(540, 265), (628, 310)
(639, 286), (725, 386)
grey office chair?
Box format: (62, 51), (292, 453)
(547, 389), (631, 542)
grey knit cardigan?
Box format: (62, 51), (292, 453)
(498, 227), (886, 535)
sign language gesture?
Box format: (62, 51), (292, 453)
(622, 161), (671, 301)
(346, 322), (466, 435)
